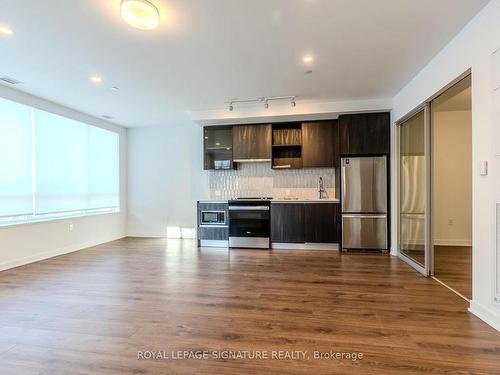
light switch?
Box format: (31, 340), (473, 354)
(479, 160), (488, 176)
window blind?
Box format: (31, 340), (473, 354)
(0, 98), (33, 217)
(0, 96), (119, 224)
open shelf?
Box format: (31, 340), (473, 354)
(272, 123), (303, 168)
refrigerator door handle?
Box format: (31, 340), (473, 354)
(342, 214), (387, 219)
(341, 164), (347, 209)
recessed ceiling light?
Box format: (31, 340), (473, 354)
(90, 75), (103, 84)
(0, 26), (14, 36)
(102, 115), (113, 120)
(304, 70), (313, 75)
(121, 0), (160, 30)
(110, 86), (119, 91)
(302, 55), (314, 64)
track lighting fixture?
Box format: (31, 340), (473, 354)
(225, 96), (296, 111)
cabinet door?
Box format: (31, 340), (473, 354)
(339, 113), (390, 155)
(302, 121), (338, 168)
(203, 126), (234, 170)
(271, 203), (305, 243)
(305, 203), (340, 243)
(233, 124), (272, 161)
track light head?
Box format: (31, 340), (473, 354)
(291, 98), (296, 107)
(264, 100), (269, 109)
(229, 103), (233, 111)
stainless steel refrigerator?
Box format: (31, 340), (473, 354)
(341, 156), (388, 250)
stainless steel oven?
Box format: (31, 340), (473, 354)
(228, 200), (271, 249)
(200, 210), (226, 226)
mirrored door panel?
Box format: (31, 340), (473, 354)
(398, 107), (429, 275)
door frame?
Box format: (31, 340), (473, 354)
(396, 104), (431, 276)
(395, 69), (472, 277)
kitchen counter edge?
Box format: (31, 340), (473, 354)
(198, 199), (339, 203)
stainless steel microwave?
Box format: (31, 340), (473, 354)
(200, 211), (226, 226)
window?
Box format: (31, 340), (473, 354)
(0, 96), (120, 226)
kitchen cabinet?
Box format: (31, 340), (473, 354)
(270, 202), (340, 244)
(233, 124), (272, 161)
(271, 203), (305, 243)
(339, 112), (390, 155)
(197, 202), (229, 242)
(198, 226), (229, 241)
(203, 126), (235, 170)
(271, 122), (303, 169)
(302, 120), (338, 168)
(305, 203), (341, 243)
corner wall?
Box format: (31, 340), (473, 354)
(127, 121), (208, 237)
(0, 85), (128, 271)
(392, 0), (500, 330)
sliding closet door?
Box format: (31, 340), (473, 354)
(397, 106), (430, 275)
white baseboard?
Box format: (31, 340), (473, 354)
(0, 233), (126, 272)
(127, 232), (197, 239)
(433, 239), (472, 247)
(469, 300), (500, 332)
(127, 232), (167, 238)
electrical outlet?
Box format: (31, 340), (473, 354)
(448, 219), (454, 226)
(69, 224), (74, 232)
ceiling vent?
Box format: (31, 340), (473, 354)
(0, 76), (22, 85)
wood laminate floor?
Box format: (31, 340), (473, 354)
(0, 237), (499, 374)
(433, 246), (472, 300)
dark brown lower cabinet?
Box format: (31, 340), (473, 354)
(305, 203), (341, 243)
(271, 203), (305, 243)
(271, 202), (340, 244)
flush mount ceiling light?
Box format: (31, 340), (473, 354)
(121, 0), (160, 30)
(90, 75), (103, 84)
(302, 55), (314, 64)
(0, 26), (14, 36)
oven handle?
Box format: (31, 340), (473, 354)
(229, 206), (270, 211)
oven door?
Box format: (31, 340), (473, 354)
(228, 206), (270, 237)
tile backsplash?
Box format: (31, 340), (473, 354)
(208, 162), (336, 200)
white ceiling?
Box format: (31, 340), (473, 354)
(0, 0), (489, 128)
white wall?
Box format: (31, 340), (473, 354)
(432, 110), (472, 246)
(0, 85), (127, 271)
(392, 0), (500, 330)
(127, 121), (208, 237)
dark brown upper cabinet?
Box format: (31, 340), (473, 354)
(339, 112), (390, 155)
(203, 126), (235, 170)
(302, 120), (338, 168)
(233, 124), (272, 162)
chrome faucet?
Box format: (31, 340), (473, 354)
(318, 177), (326, 199)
